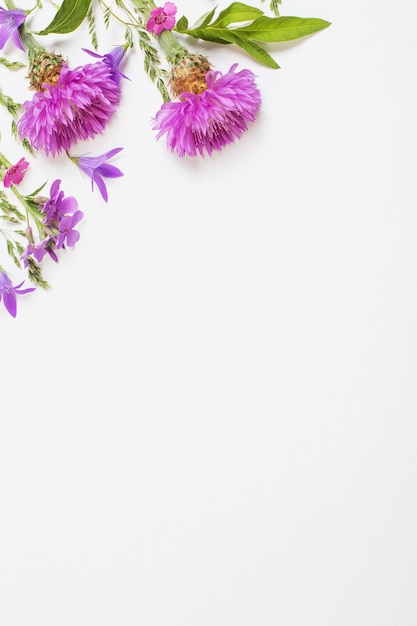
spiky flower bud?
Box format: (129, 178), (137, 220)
(28, 51), (65, 91)
(169, 53), (212, 98)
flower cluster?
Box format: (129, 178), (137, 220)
(21, 179), (83, 266)
(0, 0), (330, 316)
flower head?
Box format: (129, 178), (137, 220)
(0, 8), (26, 51)
(74, 147), (124, 202)
(3, 157), (29, 188)
(152, 63), (261, 157)
(0, 268), (35, 318)
(147, 2), (177, 35)
(17, 50), (124, 156)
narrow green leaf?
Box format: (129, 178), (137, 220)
(176, 25), (233, 44)
(226, 31), (279, 67)
(211, 2), (264, 28)
(193, 7), (217, 28)
(38, 0), (92, 35)
(176, 19), (231, 44)
(238, 16), (331, 42)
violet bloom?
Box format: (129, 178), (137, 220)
(147, 2), (177, 35)
(0, 7), (26, 51)
(75, 147), (123, 202)
(43, 178), (78, 223)
(0, 268), (35, 318)
(3, 157), (29, 188)
(82, 46), (129, 84)
(56, 210), (84, 249)
(17, 50), (125, 156)
(152, 64), (261, 157)
(21, 180), (81, 267)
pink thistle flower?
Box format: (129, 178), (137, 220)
(0, 268), (35, 318)
(0, 8), (26, 51)
(17, 56), (123, 157)
(147, 2), (177, 35)
(152, 64), (262, 157)
(3, 157), (29, 188)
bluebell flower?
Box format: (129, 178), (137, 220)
(0, 7), (26, 51)
(74, 148), (124, 202)
(81, 46), (129, 84)
(0, 268), (35, 318)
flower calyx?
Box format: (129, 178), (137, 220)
(169, 53), (212, 98)
(28, 51), (65, 91)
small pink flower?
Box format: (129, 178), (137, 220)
(146, 2), (177, 35)
(3, 157), (29, 188)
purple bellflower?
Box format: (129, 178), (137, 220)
(0, 7), (26, 51)
(0, 268), (35, 318)
(81, 46), (130, 84)
(74, 147), (123, 202)
(17, 48), (126, 156)
(152, 64), (261, 157)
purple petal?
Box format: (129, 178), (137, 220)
(104, 147), (124, 159)
(66, 229), (81, 247)
(3, 290), (17, 317)
(92, 174), (108, 202)
(96, 163), (124, 179)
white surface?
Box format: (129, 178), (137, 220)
(1, 0), (417, 624)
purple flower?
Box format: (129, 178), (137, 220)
(0, 268), (35, 318)
(81, 46), (129, 84)
(147, 2), (177, 35)
(75, 147), (123, 202)
(21, 180), (82, 267)
(43, 178), (78, 222)
(17, 54), (123, 156)
(152, 64), (261, 157)
(56, 210), (84, 249)
(3, 157), (29, 188)
(0, 8), (26, 51)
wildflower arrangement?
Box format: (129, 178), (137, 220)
(0, 0), (330, 317)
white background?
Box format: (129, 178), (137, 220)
(1, 0), (417, 624)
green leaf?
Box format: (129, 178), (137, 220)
(37, 0), (92, 35)
(176, 15), (189, 31)
(238, 16), (331, 42)
(225, 31), (279, 67)
(175, 3), (330, 68)
(210, 2), (264, 28)
(193, 7), (217, 28)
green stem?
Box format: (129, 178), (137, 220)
(0, 153), (12, 169)
(157, 29), (187, 65)
(129, 0), (187, 64)
(11, 186), (42, 229)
